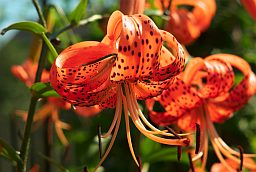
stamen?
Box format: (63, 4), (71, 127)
(166, 127), (183, 161)
(98, 125), (102, 158)
(177, 130), (182, 161)
(84, 166), (88, 172)
(195, 123), (200, 154)
(204, 105), (256, 170)
(129, 84), (191, 138)
(207, 113), (256, 169)
(177, 146), (182, 161)
(93, 86), (122, 172)
(201, 132), (208, 170)
(166, 126), (181, 139)
(122, 92), (139, 166)
(124, 83), (190, 146)
(137, 156), (142, 172)
(101, 99), (121, 138)
(188, 152), (195, 172)
(237, 145), (244, 172)
(211, 135), (236, 172)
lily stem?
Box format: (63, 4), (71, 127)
(32, 0), (47, 28)
(18, 96), (38, 172)
(18, 33), (56, 172)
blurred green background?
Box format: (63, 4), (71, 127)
(0, 0), (255, 171)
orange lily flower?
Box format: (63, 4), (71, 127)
(11, 59), (49, 86)
(50, 10), (189, 169)
(211, 158), (256, 172)
(240, 0), (256, 20)
(74, 105), (102, 117)
(11, 59), (71, 146)
(152, 0), (216, 45)
(146, 54), (256, 171)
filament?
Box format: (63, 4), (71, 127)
(93, 85), (122, 172)
(124, 83), (189, 146)
(101, 96), (121, 138)
(204, 105), (256, 170)
(129, 84), (192, 137)
(123, 91), (140, 166)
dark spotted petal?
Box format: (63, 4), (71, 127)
(152, 31), (185, 81)
(146, 78), (202, 126)
(133, 77), (174, 100)
(206, 54), (256, 122)
(50, 41), (117, 108)
(106, 11), (163, 81)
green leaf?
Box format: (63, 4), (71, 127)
(0, 138), (21, 163)
(47, 51), (56, 64)
(69, 0), (88, 25)
(1, 21), (46, 35)
(30, 82), (59, 98)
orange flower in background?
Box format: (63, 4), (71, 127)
(211, 158), (256, 172)
(240, 0), (256, 20)
(152, 0), (216, 45)
(50, 10), (189, 169)
(146, 54), (256, 171)
(11, 59), (71, 146)
(11, 59), (49, 86)
(75, 105), (102, 117)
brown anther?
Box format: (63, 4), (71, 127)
(177, 130), (183, 161)
(84, 166), (88, 172)
(166, 126), (181, 139)
(237, 145), (244, 172)
(177, 146), (182, 161)
(195, 123), (200, 154)
(188, 152), (195, 172)
(136, 156), (142, 172)
(98, 125), (102, 159)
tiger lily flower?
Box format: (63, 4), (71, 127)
(211, 158), (256, 172)
(240, 0), (256, 20)
(152, 0), (216, 45)
(50, 10), (189, 169)
(11, 59), (71, 146)
(146, 54), (256, 171)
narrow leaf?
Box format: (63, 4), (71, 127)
(69, 0), (88, 25)
(30, 82), (60, 98)
(0, 138), (21, 163)
(1, 21), (46, 35)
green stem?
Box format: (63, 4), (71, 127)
(34, 41), (48, 82)
(18, 32), (58, 172)
(50, 14), (105, 39)
(42, 32), (58, 58)
(19, 97), (38, 172)
(32, 0), (47, 28)
(50, 24), (74, 39)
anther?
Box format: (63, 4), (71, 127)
(84, 166), (88, 172)
(188, 152), (195, 172)
(195, 123), (200, 154)
(177, 130), (183, 161)
(136, 156), (142, 172)
(166, 126), (181, 139)
(237, 145), (244, 172)
(98, 125), (103, 159)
